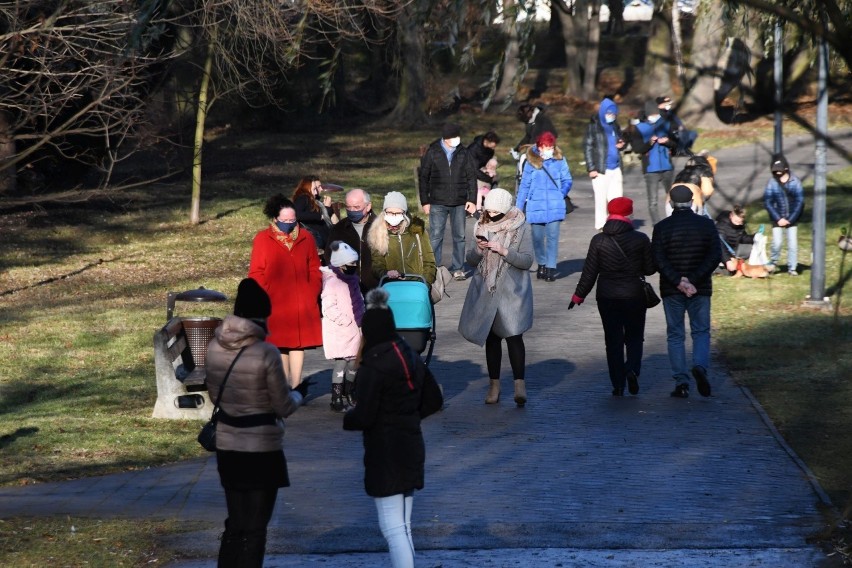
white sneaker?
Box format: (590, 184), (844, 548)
(452, 270), (467, 281)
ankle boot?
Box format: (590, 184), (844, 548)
(343, 379), (357, 407)
(485, 379), (500, 404)
(545, 268), (556, 282)
(513, 379), (527, 407)
(536, 265), (545, 279)
(330, 383), (346, 412)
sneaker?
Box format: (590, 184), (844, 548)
(670, 384), (689, 398)
(765, 263), (776, 273)
(452, 270), (467, 281)
(692, 366), (711, 397)
(626, 370), (639, 395)
(789, 270), (798, 276)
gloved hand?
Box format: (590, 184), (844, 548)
(568, 294), (584, 309)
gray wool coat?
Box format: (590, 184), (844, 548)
(458, 223), (534, 345)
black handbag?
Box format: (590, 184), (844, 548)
(197, 346), (247, 452)
(608, 235), (660, 309)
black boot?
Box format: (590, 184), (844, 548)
(536, 265), (545, 279)
(330, 383), (346, 412)
(343, 379), (357, 407)
(545, 267), (557, 282)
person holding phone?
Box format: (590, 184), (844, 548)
(459, 188), (534, 407)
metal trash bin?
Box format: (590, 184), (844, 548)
(180, 316), (221, 368)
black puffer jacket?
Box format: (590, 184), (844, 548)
(343, 338), (443, 498)
(652, 208), (722, 297)
(418, 140), (478, 207)
(574, 219), (656, 301)
(715, 211), (754, 263)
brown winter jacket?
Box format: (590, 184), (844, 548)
(205, 315), (301, 452)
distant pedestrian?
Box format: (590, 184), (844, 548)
(584, 97), (626, 230)
(418, 122), (478, 281)
(321, 241), (365, 412)
(657, 95), (698, 156)
(206, 278), (303, 568)
(459, 188), (534, 407)
(513, 103), (558, 152)
(569, 197), (656, 396)
(343, 288), (444, 568)
(468, 131), (501, 212)
(292, 176), (336, 252)
(515, 131), (573, 282)
(763, 154), (804, 276)
(652, 185), (721, 399)
(715, 205), (755, 275)
(368, 191), (437, 287)
(631, 100), (675, 224)
(324, 188), (379, 293)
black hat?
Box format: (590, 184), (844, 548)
(441, 122), (461, 139)
(361, 288), (397, 352)
(644, 100), (659, 117)
(770, 153), (789, 174)
(656, 95), (672, 106)
(669, 184), (694, 204)
(233, 278), (271, 319)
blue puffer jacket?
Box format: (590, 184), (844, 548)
(635, 120), (673, 173)
(763, 175), (804, 226)
(516, 145), (573, 224)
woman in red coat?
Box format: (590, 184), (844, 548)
(249, 194), (322, 394)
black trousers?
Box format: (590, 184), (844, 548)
(597, 298), (647, 391)
(218, 487), (278, 568)
(485, 331), (526, 381)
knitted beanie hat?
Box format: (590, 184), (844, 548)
(361, 288), (397, 352)
(441, 122), (461, 139)
(483, 187), (514, 214)
(382, 191), (408, 212)
(607, 196), (633, 216)
(329, 241), (359, 267)
(233, 278), (271, 319)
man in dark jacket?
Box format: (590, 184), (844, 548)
(763, 153), (804, 275)
(514, 104), (557, 152)
(652, 184), (721, 399)
(419, 122), (478, 280)
(468, 131), (501, 189)
(324, 188), (378, 293)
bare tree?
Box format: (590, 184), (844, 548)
(0, 1), (175, 196)
(553, 0), (603, 99)
(679, 0), (727, 128)
(176, 0), (400, 223)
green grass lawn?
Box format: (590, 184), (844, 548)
(0, 114), (850, 563)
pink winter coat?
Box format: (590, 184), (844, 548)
(320, 267), (362, 359)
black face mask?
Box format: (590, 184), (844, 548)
(342, 265), (358, 275)
(488, 212), (505, 223)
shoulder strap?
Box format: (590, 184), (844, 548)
(541, 163), (560, 190)
(607, 235), (645, 281)
(391, 341), (415, 391)
(211, 346), (248, 416)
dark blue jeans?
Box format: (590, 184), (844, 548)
(428, 204), (466, 272)
(597, 298), (647, 391)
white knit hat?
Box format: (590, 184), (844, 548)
(483, 187), (514, 214)
(329, 241), (359, 267)
(382, 191), (409, 212)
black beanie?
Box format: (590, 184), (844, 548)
(233, 278), (271, 319)
(361, 288), (397, 352)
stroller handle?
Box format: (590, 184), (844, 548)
(379, 273), (428, 287)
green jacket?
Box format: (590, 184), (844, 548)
(367, 213), (437, 286)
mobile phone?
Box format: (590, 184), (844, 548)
(476, 235), (489, 242)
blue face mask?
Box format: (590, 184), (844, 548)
(275, 220), (297, 233)
(346, 209), (366, 223)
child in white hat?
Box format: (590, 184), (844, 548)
(320, 241), (365, 411)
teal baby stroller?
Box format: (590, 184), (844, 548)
(380, 274), (436, 365)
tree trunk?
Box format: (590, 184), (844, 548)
(679, 0), (726, 129)
(559, 1), (583, 97)
(385, 2), (429, 126)
(0, 112), (16, 195)
(640, 11), (674, 97)
(582, 0), (602, 99)
(494, 0), (521, 103)
(190, 35), (215, 225)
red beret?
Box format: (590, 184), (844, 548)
(607, 197), (633, 216)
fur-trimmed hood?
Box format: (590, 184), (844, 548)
(366, 212), (427, 256)
(521, 144), (565, 169)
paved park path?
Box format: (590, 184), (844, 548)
(1, 130), (849, 567)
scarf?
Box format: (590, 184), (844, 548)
(473, 207), (526, 293)
(331, 266), (366, 326)
(271, 221), (298, 250)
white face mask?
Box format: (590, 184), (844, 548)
(540, 148), (554, 160)
(385, 213), (405, 227)
(648, 114), (661, 124)
(446, 137), (461, 148)
(605, 113), (616, 124)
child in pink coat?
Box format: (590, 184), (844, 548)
(321, 241), (366, 411)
